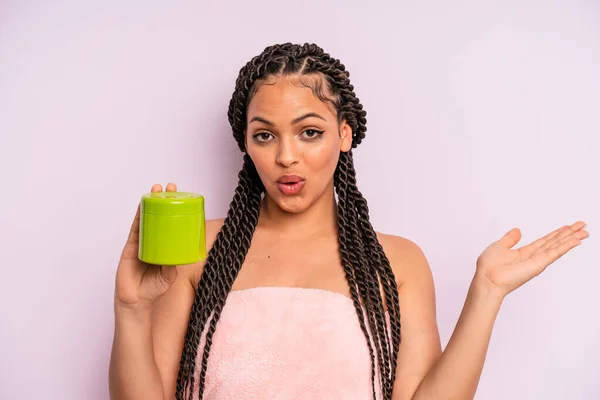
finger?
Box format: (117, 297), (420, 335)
(571, 228), (590, 242)
(531, 225), (571, 255)
(530, 226), (587, 268)
(165, 182), (177, 192)
(534, 221), (585, 255)
(554, 228), (589, 247)
(151, 184), (163, 193)
(518, 225), (566, 259)
(530, 227), (589, 263)
(534, 235), (582, 267)
(497, 228), (522, 249)
(160, 265), (178, 285)
(571, 220), (587, 232)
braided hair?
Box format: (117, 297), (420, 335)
(176, 43), (401, 400)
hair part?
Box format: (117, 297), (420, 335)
(176, 43), (401, 400)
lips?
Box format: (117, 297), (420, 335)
(277, 175), (303, 184)
(276, 175), (305, 195)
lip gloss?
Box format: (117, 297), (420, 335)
(277, 181), (305, 195)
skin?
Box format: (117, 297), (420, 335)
(108, 75), (589, 400)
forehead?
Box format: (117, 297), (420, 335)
(246, 77), (336, 120)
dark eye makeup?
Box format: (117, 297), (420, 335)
(252, 129), (325, 143)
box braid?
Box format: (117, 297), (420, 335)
(175, 43), (401, 400)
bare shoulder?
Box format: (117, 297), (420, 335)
(184, 218), (225, 288)
(205, 218), (226, 241)
(375, 232), (433, 289)
(375, 236), (441, 397)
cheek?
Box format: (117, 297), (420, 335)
(247, 146), (270, 176)
(303, 140), (340, 173)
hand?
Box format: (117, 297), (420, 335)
(475, 221), (589, 298)
(114, 183), (180, 310)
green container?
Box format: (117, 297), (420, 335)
(138, 192), (206, 266)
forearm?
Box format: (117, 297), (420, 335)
(109, 304), (165, 400)
(412, 276), (504, 400)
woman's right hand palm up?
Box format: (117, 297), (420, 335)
(114, 182), (179, 309)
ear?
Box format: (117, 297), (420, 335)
(339, 120), (353, 152)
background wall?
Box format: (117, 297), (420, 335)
(1, 0), (598, 398)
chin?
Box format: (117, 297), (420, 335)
(274, 196), (310, 214)
(264, 188), (310, 214)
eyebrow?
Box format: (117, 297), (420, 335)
(249, 112), (327, 126)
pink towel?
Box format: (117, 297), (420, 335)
(192, 286), (384, 400)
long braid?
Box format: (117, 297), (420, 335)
(176, 42), (401, 400)
(194, 156), (262, 397)
(347, 156), (402, 375)
(334, 154), (379, 400)
(176, 155), (262, 399)
(339, 151), (401, 395)
(335, 151), (398, 398)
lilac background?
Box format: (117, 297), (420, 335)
(1, 1), (599, 399)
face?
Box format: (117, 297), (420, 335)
(245, 76), (353, 214)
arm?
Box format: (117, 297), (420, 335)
(409, 277), (502, 400)
(384, 237), (500, 400)
(108, 268), (196, 400)
(388, 222), (587, 400)
(109, 217), (224, 400)
(109, 305), (164, 400)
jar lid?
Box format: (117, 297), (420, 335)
(141, 192), (204, 215)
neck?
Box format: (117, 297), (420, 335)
(258, 182), (338, 239)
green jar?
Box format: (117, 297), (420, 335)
(138, 192), (206, 266)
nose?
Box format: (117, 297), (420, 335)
(275, 137), (300, 168)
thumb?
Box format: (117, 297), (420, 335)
(126, 204), (141, 245)
(497, 227), (522, 249)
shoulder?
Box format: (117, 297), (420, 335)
(205, 217), (226, 239)
(375, 232), (433, 289)
(184, 218), (226, 288)
(377, 233), (441, 397)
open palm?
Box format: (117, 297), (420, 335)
(476, 221), (589, 297)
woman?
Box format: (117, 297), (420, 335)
(108, 43), (588, 400)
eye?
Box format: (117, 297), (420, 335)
(301, 129), (325, 139)
(253, 132), (273, 142)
